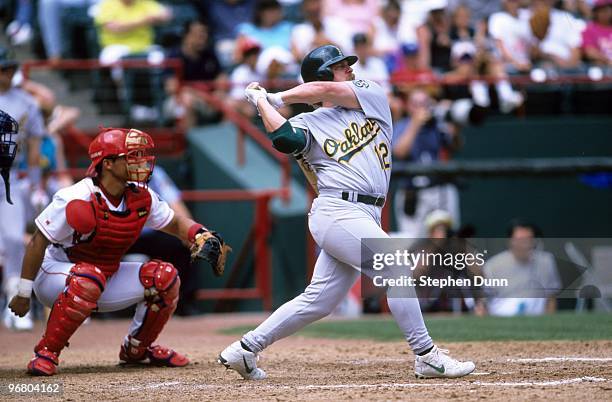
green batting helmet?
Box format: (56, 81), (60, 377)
(300, 45), (358, 83)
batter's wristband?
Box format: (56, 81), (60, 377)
(268, 93), (284, 109)
(17, 278), (34, 298)
(188, 223), (205, 243)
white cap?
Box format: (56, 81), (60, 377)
(256, 46), (295, 76)
(451, 41), (477, 60)
(425, 209), (454, 231)
(428, 0), (448, 11)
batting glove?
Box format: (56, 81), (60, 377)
(244, 82), (267, 106)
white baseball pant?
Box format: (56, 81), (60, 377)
(242, 195), (434, 354)
(34, 260), (150, 337)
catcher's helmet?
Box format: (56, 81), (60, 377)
(0, 109), (18, 204)
(86, 128), (155, 184)
(301, 45), (358, 83)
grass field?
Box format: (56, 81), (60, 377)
(221, 312), (612, 342)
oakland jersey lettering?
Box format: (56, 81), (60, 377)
(323, 119), (381, 164)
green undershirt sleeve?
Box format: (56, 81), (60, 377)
(268, 121), (307, 154)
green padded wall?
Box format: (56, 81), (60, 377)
(454, 116), (612, 236)
(186, 123), (309, 311)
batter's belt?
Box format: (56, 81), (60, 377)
(320, 189), (386, 207)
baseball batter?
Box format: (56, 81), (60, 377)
(218, 45), (475, 380)
(8, 128), (229, 376)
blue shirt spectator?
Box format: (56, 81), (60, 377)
(392, 117), (451, 165)
(236, 0), (294, 51)
(202, 0), (256, 42)
(237, 20), (293, 50)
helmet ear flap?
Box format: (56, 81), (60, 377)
(316, 66), (334, 81)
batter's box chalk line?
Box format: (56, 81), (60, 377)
(123, 377), (609, 392)
(509, 357), (612, 363)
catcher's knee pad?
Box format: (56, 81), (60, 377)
(131, 260), (180, 347)
(36, 263), (106, 354)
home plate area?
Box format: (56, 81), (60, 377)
(0, 315), (610, 400)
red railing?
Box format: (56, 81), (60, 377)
(21, 58), (183, 79)
(181, 189), (288, 311)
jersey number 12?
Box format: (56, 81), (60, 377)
(374, 143), (390, 170)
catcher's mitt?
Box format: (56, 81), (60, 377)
(190, 230), (231, 276)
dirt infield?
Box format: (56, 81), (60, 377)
(1, 314), (610, 401)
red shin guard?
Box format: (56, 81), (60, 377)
(123, 260), (180, 360)
(35, 263), (106, 354)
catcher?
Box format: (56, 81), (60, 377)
(8, 127), (229, 376)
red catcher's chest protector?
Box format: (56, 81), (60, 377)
(66, 185), (152, 277)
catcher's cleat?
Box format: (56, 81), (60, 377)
(218, 341), (267, 380)
(119, 342), (189, 367)
(27, 349), (59, 376)
(414, 345), (475, 379)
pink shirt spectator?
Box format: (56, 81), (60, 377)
(322, 0), (380, 36)
(582, 22), (612, 61)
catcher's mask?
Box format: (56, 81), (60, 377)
(87, 128), (155, 184)
(300, 45), (358, 83)
(0, 109), (18, 204)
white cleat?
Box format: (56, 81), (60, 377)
(218, 341), (267, 380)
(2, 308), (33, 331)
(414, 345), (475, 379)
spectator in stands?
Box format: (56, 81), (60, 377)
(256, 46), (297, 82)
(126, 165), (198, 316)
(559, 0), (593, 20)
(255, 46), (297, 116)
(235, 0), (294, 59)
(528, 0), (584, 70)
(352, 32), (401, 118)
(444, 41), (524, 113)
(392, 88), (461, 238)
(450, 4), (486, 49)
(443, 41), (489, 107)
(5, 0), (33, 46)
(290, 0), (351, 61)
(278, 0), (303, 22)
(322, 0), (380, 44)
(397, 0), (442, 47)
(0, 47), (44, 331)
(417, 4), (453, 72)
(488, 0), (533, 74)
(94, 0), (172, 65)
(389, 43), (436, 121)
(199, 0), (256, 68)
(479, 220), (561, 316)
(228, 39), (263, 117)
(38, 0), (100, 64)
(18, 79), (77, 193)
(425, 209), (454, 239)
(390, 43), (436, 84)
(373, 0), (401, 64)
(582, 0), (612, 65)
(352, 33), (391, 93)
(447, 0), (503, 24)
(164, 20), (225, 129)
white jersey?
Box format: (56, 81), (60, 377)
(34, 178), (174, 262)
(289, 79), (393, 197)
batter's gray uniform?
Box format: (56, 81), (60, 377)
(242, 79), (434, 355)
(0, 88), (46, 285)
